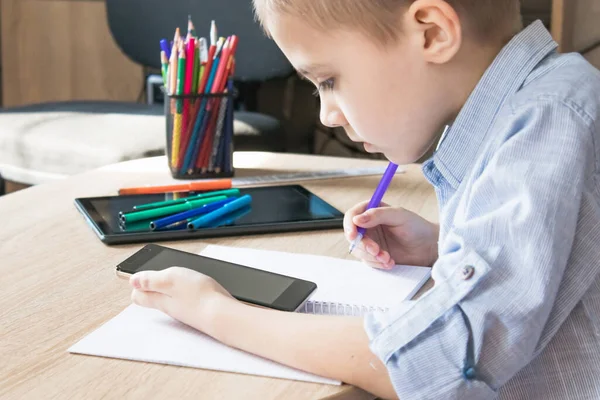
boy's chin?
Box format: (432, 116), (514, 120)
(363, 143), (421, 165)
(382, 151), (421, 166)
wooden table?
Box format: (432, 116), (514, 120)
(0, 152), (438, 399)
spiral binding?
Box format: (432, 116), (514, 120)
(302, 301), (388, 316)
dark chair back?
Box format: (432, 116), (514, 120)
(105, 0), (294, 82)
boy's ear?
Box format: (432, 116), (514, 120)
(405, 0), (462, 64)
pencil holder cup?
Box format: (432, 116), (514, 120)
(164, 89), (235, 179)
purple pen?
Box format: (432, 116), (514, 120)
(349, 162), (399, 254)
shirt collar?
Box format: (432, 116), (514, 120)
(429, 20), (558, 189)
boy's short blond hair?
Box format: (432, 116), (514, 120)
(253, 0), (523, 45)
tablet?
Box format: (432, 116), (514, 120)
(74, 185), (344, 245)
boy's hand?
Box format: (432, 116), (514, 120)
(129, 267), (236, 335)
(344, 201), (439, 269)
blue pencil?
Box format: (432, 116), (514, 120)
(182, 54), (222, 173)
(215, 79), (234, 172)
(223, 86), (235, 173)
(160, 39), (171, 60)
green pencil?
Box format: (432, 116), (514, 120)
(132, 189), (240, 211)
(160, 51), (169, 87)
(192, 40), (200, 94)
(171, 44), (187, 167)
(175, 46), (186, 114)
(121, 195), (227, 224)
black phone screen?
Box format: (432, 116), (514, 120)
(118, 245), (317, 311)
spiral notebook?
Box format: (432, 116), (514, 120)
(69, 246), (430, 385)
(200, 245), (431, 316)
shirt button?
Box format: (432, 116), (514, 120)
(463, 366), (477, 380)
(460, 265), (475, 280)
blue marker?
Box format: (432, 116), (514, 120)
(150, 197), (236, 230)
(157, 219), (190, 231)
(206, 206), (251, 228)
(188, 195), (252, 230)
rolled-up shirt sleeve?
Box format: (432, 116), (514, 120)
(364, 99), (595, 399)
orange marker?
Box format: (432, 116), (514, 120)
(118, 179), (233, 195)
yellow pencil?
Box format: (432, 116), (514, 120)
(171, 43), (186, 168)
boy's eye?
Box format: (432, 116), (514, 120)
(312, 78), (335, 97)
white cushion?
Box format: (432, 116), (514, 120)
(0, 108), (166, 185)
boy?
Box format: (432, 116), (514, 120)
(129, 0), (600, 398)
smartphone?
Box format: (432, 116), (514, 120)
(116, 244), (317, 312)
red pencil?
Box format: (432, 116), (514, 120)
(198, 36), (238, 171)
(197, 38), (231, 170)
(215, 35), (238, 92)
(196, 102), (221, 170)
(176, 43), (217, 170)
(199, 45), (217, 94)
(210, 38), (232, 94)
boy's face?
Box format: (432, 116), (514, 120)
(268, 14), (449, 164)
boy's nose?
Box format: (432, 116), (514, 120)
(320, 108), (347, 128)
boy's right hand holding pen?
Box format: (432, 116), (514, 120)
(344, 201), (440, 269)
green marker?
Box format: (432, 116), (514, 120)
(121, 195), (227, 224)
(132, 189), (240, 211)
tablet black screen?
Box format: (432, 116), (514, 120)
(75, 185), (344, 244)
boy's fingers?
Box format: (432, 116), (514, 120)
(130, 269), (176, 295)
(131, 289), (171, 314)
(363, 260), (394, 270)
(348, 201), (371, 215)
(352, 246), (391, 269)
(343, 201), (371, 234)
(362, 237), (380, 256)
(353, 205), (405, 229)
(351, 239), (394, 270)
(375, 250), (392, 265)
(344, 201), (394, 240)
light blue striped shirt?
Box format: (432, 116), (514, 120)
(364, 21), (600, 399)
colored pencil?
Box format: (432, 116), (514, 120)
(160, 51), (169, 86)
(179, 42), (217, 171)
(210, 20), (218, 47)
(208, 93), (230, 171)
(161, 19), (236, 176)
(187, 15), (196, 41)
(171, 44), (186, 168)
(160, 39), (171, 60)
(178, 37), (196, 167)
(184, 40), (223, 174)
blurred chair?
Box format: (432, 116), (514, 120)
(0, 0), (293, 189)
(106, 0), (295, 151)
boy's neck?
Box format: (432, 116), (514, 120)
(443, 39), (507, 124)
